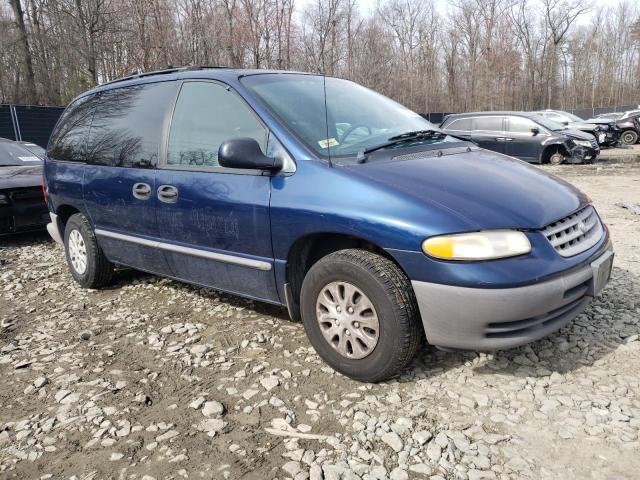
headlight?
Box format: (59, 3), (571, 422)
(574, 140), (592, 147)
(422, 230), (531, 261)
(0, 193), (9, 205)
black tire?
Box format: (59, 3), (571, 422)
(300, 249), (421, 382)
(620, 130), (638, 145)
(64, 213), (114, 288)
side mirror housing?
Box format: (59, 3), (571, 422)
(218, 138), (282, 172)
(530, 127), (540, 136)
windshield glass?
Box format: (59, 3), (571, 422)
(530, 115), (566, 131)
(242, 74), (453, 158)
(560, 111), (583, 122)
(20, 142), (46, 159)
(0, 141), (44, 166)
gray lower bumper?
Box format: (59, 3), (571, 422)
(412, 246), (613, 350)
(46, 212), (64, 245)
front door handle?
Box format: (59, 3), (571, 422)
(132, 182), (151, 200)
(157, 184), (179, 203)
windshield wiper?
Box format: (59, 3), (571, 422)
(358, 129), (447, 163)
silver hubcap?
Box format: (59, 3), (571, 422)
(550, 153), (563, 165)
(622, 132), (635, 144)
(68, 229), (87, 274)
(316, 281), (380, 359)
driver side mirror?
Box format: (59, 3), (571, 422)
(530, 127), (540, 136)
(218, 138), (282, 172)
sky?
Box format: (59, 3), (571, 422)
(296, 0), (627, 22)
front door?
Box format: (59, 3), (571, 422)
(155, 81), (279, 303)
(470, 116), (507, 154)
(505, 116), (543, 162)
(83, 81), (177, 273)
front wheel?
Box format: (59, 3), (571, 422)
(549, 151), (565, 165)
(620, 130), (638, 145)
(64, 213), (114, 288)
(300, 249), (422, 382)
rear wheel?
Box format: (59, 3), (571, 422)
(620, 130), (638, 145)
(300, 249), (422, 382)
(64, 213), (114, 288)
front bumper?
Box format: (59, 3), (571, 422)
(0, 199), (49, 235)
(412, 242), (613, 350)
(568, 144), (599, 163)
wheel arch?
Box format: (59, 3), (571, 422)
(284, 232), (410, 321)
(540, 143), (569, 164)
(55, 204), (82, 228)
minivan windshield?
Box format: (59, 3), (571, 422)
(242, 74), (453, 159)
(530, 115), (566, 132)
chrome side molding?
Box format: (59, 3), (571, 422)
(95, 228), (272, 271)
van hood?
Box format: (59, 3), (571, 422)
(344, 147), (588, 231)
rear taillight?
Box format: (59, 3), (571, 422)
(42, 175), (49, 205)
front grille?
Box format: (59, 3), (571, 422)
(589, 138), (598, 148)
(10, 187), (43, 202)
(541, 205), (603, 257)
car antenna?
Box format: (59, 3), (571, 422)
(322, 73), (332, 167)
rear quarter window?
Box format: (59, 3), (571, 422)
(472, 117), (504, 131)
(445, 118), (472, 131)
(86, 81), (177, 168)
(47, 94), (96, 162)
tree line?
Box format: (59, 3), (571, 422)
(1, 0), (639, 114)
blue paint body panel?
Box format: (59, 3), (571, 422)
(44, 68), (607, 309)
(154, 168), (278, 302)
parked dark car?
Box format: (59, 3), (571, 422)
(44, 68), (613, 382)
(0, 137), (48, 235)
(586, 112), (640, 145)
(534, 110), (620, 148)
(440, 112), (599, 164)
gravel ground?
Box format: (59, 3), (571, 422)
(1, 158), (640, 480)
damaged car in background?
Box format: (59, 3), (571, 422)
(534, 109), (620, 148)
(586, 111), (640, 146)
(440, 111), (599, 165)
(0, 137), (48, 235)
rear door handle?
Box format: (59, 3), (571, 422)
(132, 182), (151, 200)
(496, 137), (513, 142)
(157, 185), (178, 203)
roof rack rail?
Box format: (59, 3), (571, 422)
(99, 65), (229, 87)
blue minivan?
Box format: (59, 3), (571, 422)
(44, 67), (613, 382)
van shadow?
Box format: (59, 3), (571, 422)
(402, 266), (640, 382)
(110, 268), (291, 321)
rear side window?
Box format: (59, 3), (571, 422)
(167, 82), (267, 169)
(86, 82), (176, 168)
(472, 117), (504, 131)
(445, 118), (472, 131)
(508, 116), (538, 133)
(48, 94), (96, 162)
